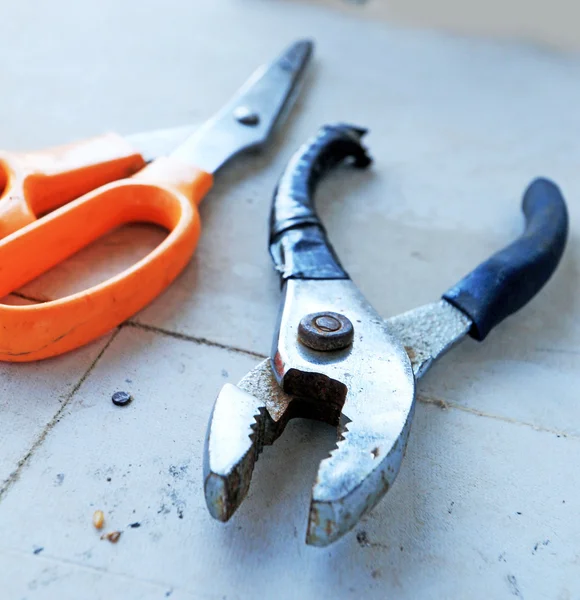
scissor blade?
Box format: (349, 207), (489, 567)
(171, 39), (314, 173)
(125, 124), (198, 163)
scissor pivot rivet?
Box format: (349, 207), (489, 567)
(298, 311), (354, 351)
(233, 106), (260, 126)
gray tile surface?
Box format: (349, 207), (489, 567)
(0, 327), (577, 599)
(0, 333), (113, 489)
(0, 549), (195, 600)
(0, 0), (579, 597)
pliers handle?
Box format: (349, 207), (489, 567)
(270, 124), (568, 341)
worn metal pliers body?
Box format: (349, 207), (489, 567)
(204, 124), (569, 546)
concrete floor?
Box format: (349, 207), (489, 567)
(0, 1), (579, 598)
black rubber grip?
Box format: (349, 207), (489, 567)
(443, 177), (568, 341)
(269, 124), (372, 280)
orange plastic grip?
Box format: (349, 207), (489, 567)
(0, 157), (213, 361)
(0, 133), (146, 239)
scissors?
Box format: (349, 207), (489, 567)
(0, 39), (313, 361)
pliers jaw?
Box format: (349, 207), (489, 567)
(204, 125), (416, 546)
(274, 278), (416, 545)
(204, 277), (416, 546)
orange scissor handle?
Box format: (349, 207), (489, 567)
(0, 133), (146, 238)
(0, 157), (213, 362)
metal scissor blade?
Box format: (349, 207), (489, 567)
(125, 124), (198, 163)
(171, 39), (314, 173)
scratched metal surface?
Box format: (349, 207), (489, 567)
(0, 0), (579, 598)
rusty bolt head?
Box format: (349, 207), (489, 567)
(297, 312), (354, 351)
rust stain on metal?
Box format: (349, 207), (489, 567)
(307, 504), (327, 546)
(215, 493), (228, 522)
(325, 518), (334, 539)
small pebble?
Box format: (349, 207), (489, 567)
(112, 391), (132, 407)
(93, 510), (105, 530)
(101, 531), (122, 543)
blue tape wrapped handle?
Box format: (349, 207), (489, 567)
(443, 177), (569, 341)
(269, 126), (568, 340)
(269, 124), (371, 281)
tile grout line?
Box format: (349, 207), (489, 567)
(0, 328), (122, 502)
(10, 291), (266, 359)
(1, 545), (218, 599)
(126, 320), (267, 359)
(0, 546), (182, 596)
(418, 394), (578, 439)
(8, 292), (576, 439)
